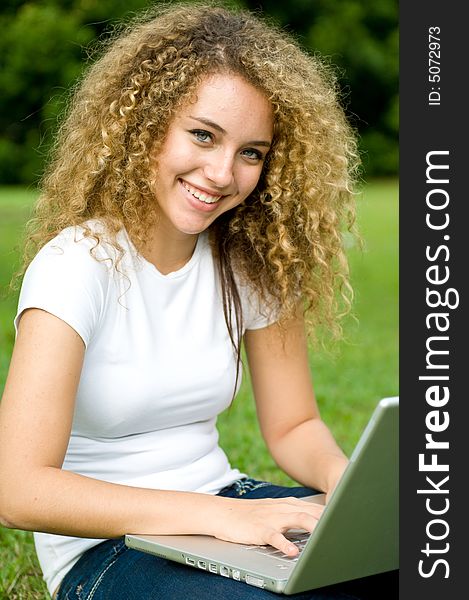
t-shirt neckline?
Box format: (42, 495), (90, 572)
(124, 229), (205, 280)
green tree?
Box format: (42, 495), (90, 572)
(244, 0), (398, 176)
(1, 0), (398, 183)
(0, 2), (93, 183)
(0, 0), (152, 184)
(307, 0), (398, 175)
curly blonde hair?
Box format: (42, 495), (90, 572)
(23, 0), (359, 345)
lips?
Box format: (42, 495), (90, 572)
(180, 180), (223, 204)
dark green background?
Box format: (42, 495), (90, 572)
(0, 0), (398, 184)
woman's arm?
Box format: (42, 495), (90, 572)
(244, 315), (349, 499)
(0, 308), (322, 556)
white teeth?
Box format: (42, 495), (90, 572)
(182, 181), (222, 204)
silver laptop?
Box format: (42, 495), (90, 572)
(125, 397), (398, 594)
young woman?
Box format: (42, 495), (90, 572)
(0, 3), (396, 599)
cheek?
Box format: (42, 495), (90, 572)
(156, 131), (193, 173)
(241, 168), (264, 196)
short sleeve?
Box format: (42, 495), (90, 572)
(238, 279), (279, 331)
(14, 227), (111, 347)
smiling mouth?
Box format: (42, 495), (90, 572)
(180, 180), (223, 204)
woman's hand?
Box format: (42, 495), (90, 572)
(211, 496), (324, 557)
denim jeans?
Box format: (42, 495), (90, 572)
(56, 478), (398, 600)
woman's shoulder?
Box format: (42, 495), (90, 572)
(17, 220), (121, 344)
(34, 219), (133, 271)
(25, 220), (125, 289)
(42, 219), (119, 256)
(233, 269), (279, 331)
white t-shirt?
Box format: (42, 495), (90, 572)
(15, 223), (275, 595)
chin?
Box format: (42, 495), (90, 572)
(173, 222), (210, 236)
(176, 216), (218, 236)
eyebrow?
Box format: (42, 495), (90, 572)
(188, 116), (272, 147)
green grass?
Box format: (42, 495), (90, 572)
(0, 180), (398, 598)
(0, 187), (36, 400)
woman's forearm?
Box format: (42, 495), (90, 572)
(0, 464), (325, 558)
(0, 466), (225, 538)
(267, 417), (349, 494)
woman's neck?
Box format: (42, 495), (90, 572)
(139, 223), (199, 275)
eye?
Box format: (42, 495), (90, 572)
(189, 129), (213, 143)
(241, 148), (264, 162)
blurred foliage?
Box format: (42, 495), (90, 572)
(0, 0), (398, 184)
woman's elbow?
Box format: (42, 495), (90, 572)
(0, 481), (32, 530)
(0, 512), (17, 529)
(0, 494), (21, 529)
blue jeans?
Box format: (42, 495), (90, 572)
(56, 478), (398, 599)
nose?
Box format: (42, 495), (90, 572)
(203, 150), (235, 189)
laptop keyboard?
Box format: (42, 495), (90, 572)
(243, 531), (311, 562)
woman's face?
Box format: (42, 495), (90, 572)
(149, 73), (274, 237)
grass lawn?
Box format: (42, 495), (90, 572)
(0, 180), (398, 598)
